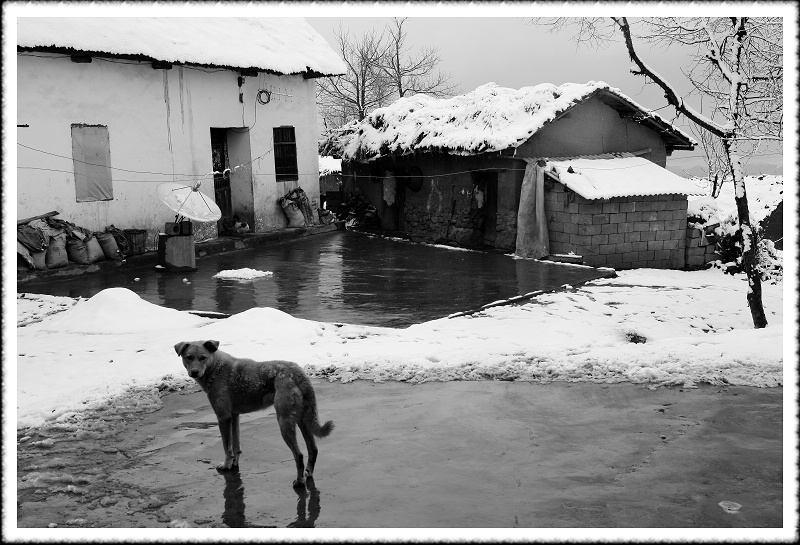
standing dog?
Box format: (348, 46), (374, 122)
(174, 340), (334, 488)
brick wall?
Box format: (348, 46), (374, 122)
(544, 182), (688, 269)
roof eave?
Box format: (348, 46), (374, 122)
(593, 88), (696, 151)
(18, 45), (339, 78)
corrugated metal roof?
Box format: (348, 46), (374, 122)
(545, 154), (703, 200)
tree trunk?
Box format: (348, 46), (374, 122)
(723, 138), (768, 328)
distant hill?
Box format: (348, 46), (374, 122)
(667, 160), (782, 178)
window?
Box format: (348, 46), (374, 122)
(273, 126), (298, 181)
(71, 124), (113, 202)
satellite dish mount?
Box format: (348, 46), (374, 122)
(155, 178), (221, 272)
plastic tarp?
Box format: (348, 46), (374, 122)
(515, 160), (550, 259)
(72, 125), (113, 202)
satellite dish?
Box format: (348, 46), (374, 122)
(157, 181), (222, 222)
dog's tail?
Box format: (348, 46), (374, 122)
(297, 373), (334, 438)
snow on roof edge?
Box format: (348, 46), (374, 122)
(17, 17), (347, 77)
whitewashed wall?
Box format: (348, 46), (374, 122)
(16, 53), (321, 248)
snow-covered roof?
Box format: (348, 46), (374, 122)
(319, 82), (696, 161)
(17, 17), (346, 77)
(546, 153), (704, 200)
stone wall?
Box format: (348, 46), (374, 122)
(544, 182), (688, 269)
(403, 175), (486, 246)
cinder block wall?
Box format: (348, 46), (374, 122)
(685, 226), (720, 267)
(544, 183), (688, 269)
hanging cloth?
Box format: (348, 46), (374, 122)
(514, 159), (550, 259)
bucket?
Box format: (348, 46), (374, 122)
(123, 229), (147, 256)
(86, 236), (106, 263)
(66, 237), (92, 265)
(95, 232), (122, 260)
(45, 233), (69, 269)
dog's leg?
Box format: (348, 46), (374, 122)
(231, 413), (241, 467)
(216, 416), (237, 471)
(298, 421), (318, 480)
(277, 415), (305, 488)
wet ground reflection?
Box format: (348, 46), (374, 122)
(220, 470), (319, 528)
(287, 478), (321, 528)
(221, 470), (277, 528)
(20, 231), (608, 328)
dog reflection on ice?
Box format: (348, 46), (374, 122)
(175, 340), (334, 488)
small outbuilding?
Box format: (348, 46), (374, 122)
(320, 82), (701, 269)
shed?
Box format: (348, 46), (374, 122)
(320, 81), (698, 269)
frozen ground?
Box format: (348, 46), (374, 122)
(15, 267), (786, 430)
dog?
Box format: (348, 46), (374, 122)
(174, 340), (334, 488)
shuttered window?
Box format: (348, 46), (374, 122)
(273, 126), (298, 181)
(71, 124), (113, 202)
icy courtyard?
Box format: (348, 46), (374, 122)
(15, 267), (785, 430)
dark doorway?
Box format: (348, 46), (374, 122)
(210, 128), (232, 222)
(472, 171), (498, 246)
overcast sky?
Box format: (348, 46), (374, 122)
(307, 13), (786, 176)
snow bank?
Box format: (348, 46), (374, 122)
(38, 288), (208, 334)
(17, 17), (347, 76)
(16, 271), (784, 429)
(17, 293), (81, 327)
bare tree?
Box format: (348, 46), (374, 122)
(534, 16), (782, 329)
(317, 19), (459, 130)
(380, 17), (459, 99)
(316, 25), (393, 128)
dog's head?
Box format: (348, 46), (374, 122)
(174, 340), (220, 379)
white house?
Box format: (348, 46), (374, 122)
(16, 17), (346, 246)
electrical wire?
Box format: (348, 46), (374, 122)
(18, 143), (208, 177)
(18, 142), (274, 180)
(24, 137), (773, 182)
(16, 166), (214, 184)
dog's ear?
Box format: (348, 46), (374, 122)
(203, 340), (220, 353)
(174, 342), (188, 356)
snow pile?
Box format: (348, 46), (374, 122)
(318, 155), (342, 175)
(687, 175), (783, 228)
(547, 155), (703, 200)
(213, 268), (274, 280)
(37, 288), (208, 334)
(16, 269), (784, 429)
(17, 17), (347, 76)
(319, 82), (696, 161)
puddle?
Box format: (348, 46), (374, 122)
(174, 422), (218, 430)
(20, 231), (608, 328)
